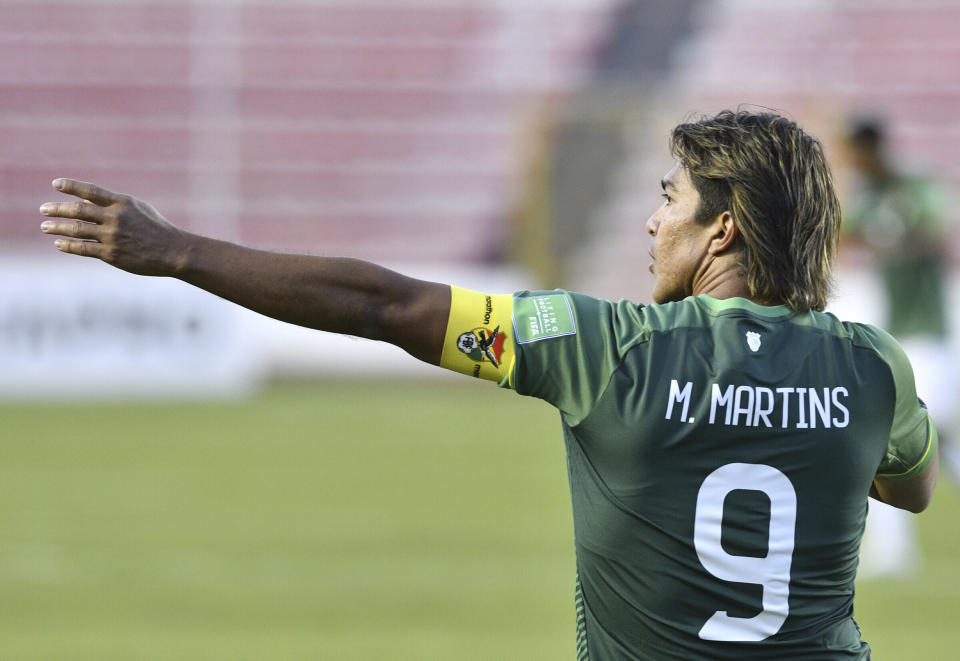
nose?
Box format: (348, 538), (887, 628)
(645, 212), (658, 236)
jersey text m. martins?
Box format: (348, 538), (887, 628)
(665, 380), (851, 429)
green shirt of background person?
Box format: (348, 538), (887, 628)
(843, 119), (953, 339)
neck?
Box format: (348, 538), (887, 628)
(692, 255), (783, 307)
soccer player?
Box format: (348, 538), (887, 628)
(843, 117), (957, 578)
(39, 110), (937, 659)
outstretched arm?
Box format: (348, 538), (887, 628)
(39, 178), (450, 364)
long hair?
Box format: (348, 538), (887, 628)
(670, 110), (841, 312)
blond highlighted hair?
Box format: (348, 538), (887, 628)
(670, 110), (841, 312)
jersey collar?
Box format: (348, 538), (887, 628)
(694, 294), (794, 318)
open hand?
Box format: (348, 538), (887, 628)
(40, 178), (188, 276)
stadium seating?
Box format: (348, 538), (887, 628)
(1, 1), (619, 263)
(10, 1), (956, 278)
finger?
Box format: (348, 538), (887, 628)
(39, 200), (107, 223)
(51, 178), (123, 206)
(40, 219), (103, 240)
(52, 238), (104, 259)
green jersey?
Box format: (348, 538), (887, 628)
(507, 291), (936, 660)
(844, 173), (951, 338)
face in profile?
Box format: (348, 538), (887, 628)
(645, 163), (716, 304)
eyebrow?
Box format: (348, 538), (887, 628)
(661, 178), (677, 191)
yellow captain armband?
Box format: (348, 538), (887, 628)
(440, 286), (515, 386)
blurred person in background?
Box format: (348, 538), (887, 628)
(843, 117), (957, 579)
(38, 109), (937, 659)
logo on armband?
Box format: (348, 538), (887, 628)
(457, 325), (507, 368)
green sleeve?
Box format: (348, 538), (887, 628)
(871, 327), (939, 479)
(509, 290), (649, 425)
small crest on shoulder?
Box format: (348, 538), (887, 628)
(745, 331), (762, 352)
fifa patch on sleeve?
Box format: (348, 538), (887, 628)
(440, 286), (515, 384)
(512, 293), (576, 344)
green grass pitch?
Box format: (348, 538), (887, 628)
(1, 380), (957, 659)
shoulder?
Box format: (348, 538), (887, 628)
(829, 315), (913, 377)
(837, 316), (903, 355)
(634, 296), (718, 332)
(896, 172), (951, 212)
(512, 289), (648, 345)
(507, 289), (648, 420)
(509, 291), (736, 351)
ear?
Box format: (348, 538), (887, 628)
(707, 211), (739, 255)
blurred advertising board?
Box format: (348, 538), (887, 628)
(0, 256), (262, 399)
